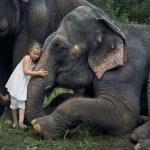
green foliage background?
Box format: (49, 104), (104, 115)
(87, 0), (150, 24)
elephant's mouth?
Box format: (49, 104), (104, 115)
(44, 83), (55, 97)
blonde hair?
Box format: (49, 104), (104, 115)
(28, 41), (43, 54)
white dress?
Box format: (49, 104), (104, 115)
(5, 58), (34, 101)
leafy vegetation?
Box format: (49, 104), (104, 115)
(88, 0), (150, 24)
(44, 87), (73, 106)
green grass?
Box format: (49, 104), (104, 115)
(0, 122), (134, 150)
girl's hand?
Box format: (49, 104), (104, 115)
(38, 69), (48, 77)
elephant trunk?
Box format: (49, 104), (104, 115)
(26, 57), (56, 122)
(147, 72), (150, 118)
(26, 74), (55, 122)
(26, 77), (45, 122)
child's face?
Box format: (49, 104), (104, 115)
(29, 48), (41, 61)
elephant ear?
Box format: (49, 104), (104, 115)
(88, 15), (128, 79)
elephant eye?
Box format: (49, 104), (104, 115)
(53, 43), (70, 61)
(61, 45), (69, 50)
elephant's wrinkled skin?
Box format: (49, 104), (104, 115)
(129, 73), (150, 150)
(0, 0), (106, 117)
(27, 6), (150, 148)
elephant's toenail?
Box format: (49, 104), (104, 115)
(33, 124), (41, 133)
(31, 119), (36, 125)
(134, 143), (141, 150)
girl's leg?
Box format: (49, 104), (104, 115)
(12, 109), (18, 123)
(18, 101), (28, 130)
(19, 108), (25, 124)
(10, 96), (19, 127)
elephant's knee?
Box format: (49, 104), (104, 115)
(111, 112), (138, 135)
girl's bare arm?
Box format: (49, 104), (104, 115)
(23, 55), (48, 77)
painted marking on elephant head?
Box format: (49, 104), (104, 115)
(69, 45), (81, 59)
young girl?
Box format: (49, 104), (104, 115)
(1, 42), (48, 130)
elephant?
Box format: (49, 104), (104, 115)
(0, 0), (107, 117)
(129, 121), (150, 150)
(25, 4), (150, 148)
(129, 72), (150, 150)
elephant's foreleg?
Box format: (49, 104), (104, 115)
(0, 107), (12, 122)
(0, 94), (10, 117)
(134, 139), (150, 150)
(0, 94), (12, 122)
(129, 72), (150, 150)
(0, 99), (5, 116)
(148, 72), (150, 117)
(129, 121), (150, 141)
(44, 93), (80, 115)
(31, 96), (138, 139)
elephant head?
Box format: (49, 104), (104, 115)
(0, 0), (22, 37)
(0, 0), (31, 37)
(26, 6), (128, 127)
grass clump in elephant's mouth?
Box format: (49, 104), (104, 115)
(43, 87), (73, 107)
